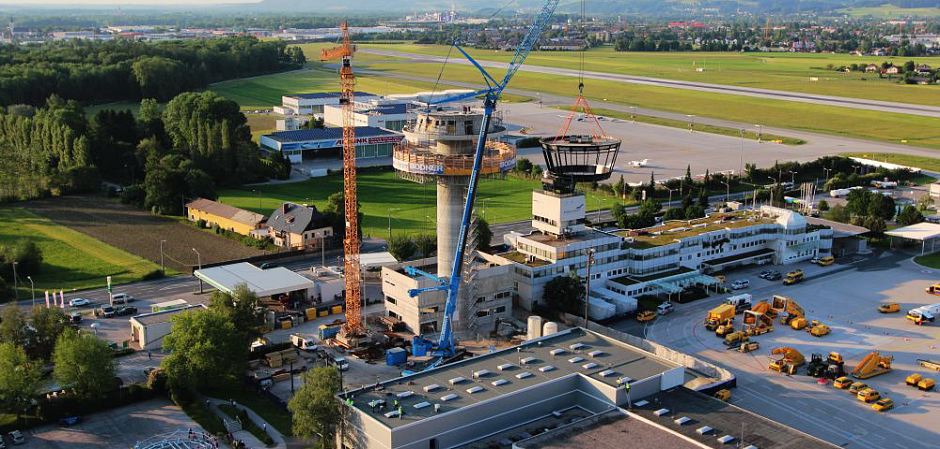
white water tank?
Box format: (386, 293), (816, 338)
(543, 321), (559, 336)
(527, 316), (543, 340)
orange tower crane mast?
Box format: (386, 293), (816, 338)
(321, 22), (363, 335)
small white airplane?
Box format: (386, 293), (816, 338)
(627, 159), (649, 167)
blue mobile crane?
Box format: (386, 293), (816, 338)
(404, 0), (561, 363)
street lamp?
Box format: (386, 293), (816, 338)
(755, 124), (763, 143)
(191, 248), (202, 270)
(159, 239), (166, 273)
(767, 176), (777, 207)
(26, 275), (34, 307)
(720, 180), (731, 203)
(665, 187), (679, 210)
(630, 106), (637, 123)
(11, 261), (17, 301)
(788, 170), (798, 185)
(387, 208), (400, 240)
(823, 168), (832, 181)
(686, 114), (696, 132)
(739, 128), (746, 177)
(252, 189), (261, 209)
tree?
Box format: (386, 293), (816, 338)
(685, 205), (706, 219)
(161, 309), (247, 392)
(387, 235), (417, 261)
(0, 307), (27, 347)
(0, 240), (43, 280)
(541, 272), (583, 315)
(0, 342), (41, 418)
(897, 205), (924, 226)
(28, 306), (68, 360)
(288, 366), (341, 449)
(53, 329), (116, 398)
(414, 234), (436, 257)
(132, 56), (191, 101)
(475, 218), (493, 250)
(817, 200), (830, 212)
(208, 283), (263, 344)
(864, 216), (887, 235)
(826, 204), (851, 223)
(514, 158), (534, 174)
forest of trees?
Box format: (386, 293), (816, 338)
(0, 36), (305, 106)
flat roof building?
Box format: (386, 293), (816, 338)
(340, 327), (685, 449)
(259, 127), (404, 164)
(194, 262), (314, 300)
(275, 91), (379, 115)
(324, 101), (415, 132)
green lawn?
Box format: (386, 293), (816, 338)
(360, 43), (940, 107)
(587, 107), (805, 145)
(839, 4), (940, 18)
(841, 153), (940, 173)
(915, 253), (940, 269)
(205, 386), (292, 436)
(218, 169), (621, 238)
(0, 207), (162, 299)
(357, 55), (940, 149)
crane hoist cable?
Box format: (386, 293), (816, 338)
(553, 0), (606, 141)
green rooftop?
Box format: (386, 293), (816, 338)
(621, 212), (775, 248)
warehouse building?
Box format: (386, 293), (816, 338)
(259, 127), (404, 164)
(274, 92), (379, 115)
(129, 304), (207, 350)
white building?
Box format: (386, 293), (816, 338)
(323, 100), (414, 131)
(129, 304), (207, 350)
(259, 127), (403, 164)
(274, 92), (380, 115)
(193, 262), (315, 303)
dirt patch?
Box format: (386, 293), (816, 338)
(26, 196), (264, 271)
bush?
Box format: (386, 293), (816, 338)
(147, 368), (168, 394)
(111, 347), (137, 358)
(388, 235), (417, 261)
(196, 219), (207, 228)
(515, 138), (542, 149)
(36, 384), (156, 423)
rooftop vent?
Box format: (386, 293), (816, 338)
(516, 372), (534, 379)
(617, 376), (633, 385)
(396, 391), (414, 399)
(550, 348), (567, 356)
(654, 408), (670, 417)
(599, 369), (616, 377)
(384, 410), (401, 418)
(413, 401), (431, 410)
(520, 357), (537, 365)
(449, 376), (467, 385)
(717, 435), (736, 444)
(587, 350), (605, 358)
(743, 446), (758, 449)
(440, 393), (458, 402)
(466, 386), (485, 394)
(674, 416), (691, 425)
(633, 400), (649, 407)
(569, 343), (587, 350)
(539, 365), (556, 373)
(491, 379), (509, 387)
(497, 363), (515, 371)
(424, 384), (441, 392)
(568, 357), (585, 363)
(473, 369), (492, 378)
(582, 362), (599, 370)
(368, 399), (385, 408)
(696, 426), (713, 435)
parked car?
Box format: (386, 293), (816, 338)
(764, 271), (782, 281)
(7, 430), (24, 445)
(94, 306), (115, 318)
(110, 293), (134, 304)
(68, 312), (82, 324)
(59, 416), (81, 426)
(758, 270), (773, 279)
(656, 302), (675, 316)
(68, 298), (91, 307)
(260, 262), (278, 269)
(115, 306), (138, 317)
(730, 279), (750, 290)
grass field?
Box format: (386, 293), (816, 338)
(839, 4), (940, 18)
(587, 107), (805, 145)
(0, 207), (161, 299)
(356, 54), (940, 149)
(841, 152), (940, 173)
(915, 253), (940, 269)
(360, 43), (940, 107)
(219, 168), (622, 238)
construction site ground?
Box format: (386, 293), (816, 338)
(613, 251), (940, 449)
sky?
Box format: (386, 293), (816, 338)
(7, 0), (261, 4)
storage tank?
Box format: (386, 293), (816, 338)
(527, 316), (543, 340)
(542, 321), (560, 336)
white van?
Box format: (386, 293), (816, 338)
(656, 302), (675, 316)
(110, 293), (134, 305)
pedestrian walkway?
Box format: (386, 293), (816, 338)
(203, 397), (287, 449)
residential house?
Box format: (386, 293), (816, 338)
(884, 66), (901, 75)
(267, 202), (333, 250)
(864, 64), (880, 73)
(185, 198), (266, 236)
(916, 64), (933, 74)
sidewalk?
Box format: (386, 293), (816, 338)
(205, 396), (287, 449)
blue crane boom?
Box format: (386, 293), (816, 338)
(406, 0), (560, 359)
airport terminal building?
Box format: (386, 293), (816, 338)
(259, 127), (404, 163)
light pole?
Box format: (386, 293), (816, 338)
(159, 239), (166, 273)
(666, 187), (679, 211)
(739, 129), (745, 177)
(755, 124), (763, 143)
(630, 106), (637, 123)
(192, 248), (202, 270)
(720, 180), (731, 203)
(11, 261), (17, 300)
(767, 176), (777, 207)
(823, 167), (832, 181)
(788, 171), (798, 185)
(252, 189), (261, 210)
(26, 275), (34, 307)
(686, 114), (696, 133)
(584, 248), (595, 328)
(387, 208), (400, 240)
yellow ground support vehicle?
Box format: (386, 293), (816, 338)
(878, 303), (901, 313)
(906, 373), (923, 386)
(705, 304), (736, 330)
(716, 322), (735, 337)
(848, 382), (869, 395)
(926, 283), (940, 295)
(833, 376), (854, 389)
(768, 347), (805, 374)
(714, 389), (732, 401)
(852, 351), (893, 379)
(872, 398), (894, 412)
(783, 269), (804, 285)
(918, 378), (936, 391)
(818, 256), (835, 266)
(636, 310), (656, 322)
(790, 317), (808, 330)
(810, 323), (831, 337)
(857, 388), (881, 403)
(723, 331), (748, 347)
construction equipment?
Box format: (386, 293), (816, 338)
(743, 301), (776, 334)
(809, 322), (831, 337)
(852, 351), (893, 379)
(789, 317), (808, 330)
(771, 295), (804, 326)
(878, 303), (901, 313)
(723, 331), (748, 347)
(806, 353), (827, 377)
(320, 22), (365, 345)
(735, 341), (760, 353)
(918, 358), (940, 372)
(925, 283), (940, 295)
(826, 352), (846, 379)
(783, 269), (804, 285)
(714, 389), (732, 401)
(705, 304), (735, 330)
(404, 0), (560, 360)
(715, 322), (735, 337)
(768, 347), (805, 374)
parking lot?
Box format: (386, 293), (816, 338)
(614, 252), (940, 449)
(14, 398), (204, 449)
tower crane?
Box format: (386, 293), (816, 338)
(405, 0), (560, 360)
(320, 22), (364, 340)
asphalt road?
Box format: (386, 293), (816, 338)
(362, 48), (940, 119)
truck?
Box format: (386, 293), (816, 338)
(290, 334), (318, 351)
(318, 323), (342, 340)
(918, 359), (940, 372)
(926, 283), (940, 295)
(829, 186), (863, 198)
(783, 269), (804, 285)
(724, 294), (753, 313)
(906, 303), (940, 324)
(705, 304), (736, 330)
